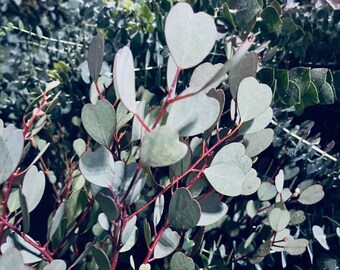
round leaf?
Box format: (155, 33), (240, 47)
(243, 128), (274, 157)
(0, 248), (25, 269)
(204, 163), (246, 196)
(81, 99), (116, 147)
(92, 246), (110, 270)
(257, 182), (277, 201)
(87, 32), (104, 82)
(79, 147), (115, 188)
(284, 239), (309, 255)
(275, 169), (284, 193)
(165, 3), (217, 69)
(238, 107), (273, 135)
(298, 184), (324, 205)
(190, 62), (224, 91)
(141, 126), (188, 167)
(242, 168), (261, 195)
(237, 77), (273, 122)
(169, 188), (201, 231)
(268, 208), (290, 231)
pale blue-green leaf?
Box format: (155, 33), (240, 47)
(22, 165), (45, 212)
(169, 188), (201, 231)
(211, 142), (252, 173)
(73, 138), (86, 157)
(170, 252), (195, 270)
(197, 193), (228, 226)
(90, 76), (112, 104)
(237, 77), (273, 122)
(246, 200), (257, 218)
(275, 169), (284, 193)
(0, 125), (24, 184)
(242, 168), (261, 195)
(269, 208), (290, 231)
(275, 188), (292, 203)
(229, 52), (258, 99)
(18, 187), (30, 233)
(190, 62), (224, 92)
(289, 210), (306, 225)
(49, 202), (66, 240)
(169, 146), (191, 178)
(79, 147), (115, 188)
(27, 142), (50, 169)
(87, 32), (104, 82)
(0, 119), (3, 136)
(312, 225), (330, 250)
(8, 189), (20, 212)
(81, 99), (116, 147)
(43, 260), (67, 270)
(165, 3), (217, 69)
(154, 228), (180, 259)
(92, 246), (110, 270)
(8, 233), (42, 264)
(98, 213), (110, 231)
(113, 46), (137, 112)
(204, 163), (246, 196)
(141, 126), (188, 167)
(121, 216), (136, 246)
(153, 195), (165, 227)
(284, 239), (309, 255)
(0, 248), (25, 270)
(336, 227), (340, 238)
(139, 264), (151, 270)
(120, 227), (138, 253)
(238, 107), (273, 135)
(257, 182), (277, 201)
(131, 100), (147, 141)
(116, 101), (134, 132)
(166, 88), (220, 137)
(298, 184), (324, 205)
(167, 55), (178, 98)
(243, 128), (274, 157)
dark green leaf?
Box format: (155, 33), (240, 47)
(19, 187), (30, 233)
(170, 252), (195, 270)
(92, 246), (110, 270)
(96, 192), (118, 222)
(87, 32), (104, 82)
(197, 193), (228, 226)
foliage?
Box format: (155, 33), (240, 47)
(0, 0), (339, 270)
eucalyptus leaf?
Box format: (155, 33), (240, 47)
(43, 260), (67, 270)
(22, 165), (45, 212)
(73, 139), (86, 157)
(113, 46), (137, 113)
(49, 202), (66, 240)
(298, 184), (324, 205)
(238, 107), (273, 135)
(165, 3), (217, 69)
(242, 168), (261, 195)
(154, 228), (180, 259)
(153, 195), (165, 227)
(120, 227), (138, 253)
(19, 187), (30, 233)
(275, 169), (284, 193)
(141, 126), (188, 167)
(79, 147), (115, 188)
(96, 192), (118, 222)
(204, 163), (246, 196)
(0, 248), (26, 270)
(237, 77), (273, 122)
(0, 125), (24, 184)
(268, 208), (290, 231)
(81, 99), (116, 147)
(312, 225), (330, 250)
(169, 188), (201, 231)
(190, 62), (224, 92)
(167, 88), (220, 137)
(243, 128), (274, 157)
(197, 193), (228, 226)
(87, 32), (104, 82)
(257, 182), (277, 201)
(284, 239), (309, 255)
(92, 246), (110, 270)
(170, 252), (195, 270)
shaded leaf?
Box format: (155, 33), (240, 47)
(153, 195), (164, 227)
(197, 193), (228, 226)
(141, 126), (188, 167)
(81, 99), (116, 147)
(87, 32), (104, 82)
(43, 260), (67, 270)
(170, 252), (195, 270)
(169, 188), (201, 231)
(19, 187), (30, 233)
(239, 107), (273, 135)
(190, 62), (224, 92)
(49, 202), (66, 240)
(154, 228), (180, 259)
(275, 169), (284, 193)
(96, 192), (118, 222)
(92, 246), (110, 270)
(243, 128), (274, 157)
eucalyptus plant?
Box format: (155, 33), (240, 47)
(0, 1), (339, 270)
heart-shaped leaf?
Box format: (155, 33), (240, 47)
(298, 184), (324, 205)
(87, 32), (104, 82)
(0, 125), (24, 185)
(113, 46), (137, 112)
(229, 52), (258, 99)
(242, 168), (261, 195)
(243, 128), (274, 157)
(141, 126), (188, 167)
(190, 62), (224, 91)
(204, 163), (246, 196)
(79, 147), (115, 188)
(81, 99), (116, 147)
(211, 142), (252, 173)
(0, 248), (26, 270)
(238, 107), (273, 135)
(170, 252), (195, 270)
(197, 193), (228, 226)
(165, 3), (217, 69)
(22, 165), (45, 212)
(269, 208), (290, 231)
(312, 225), (330, 250)
(167, 88), (220, 137)
(284, 239), (309, 255)
(73, 138), (86, 157)
(154, 228), (180, 259)
(169, 188), (201, 231)
(257, 182), (277, 201)
(237, 77), (273, 122)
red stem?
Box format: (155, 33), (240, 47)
(135, 114), (150, 133)
(95, 82), (105, 100)
(143, 220), (169, 264)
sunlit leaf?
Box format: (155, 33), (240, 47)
(284, 239), (309, 255)
(312, 225), (330, 250)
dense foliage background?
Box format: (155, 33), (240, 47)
(0, 0), (339, 269)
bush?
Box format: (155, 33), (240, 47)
(0, 1), (339, 269)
